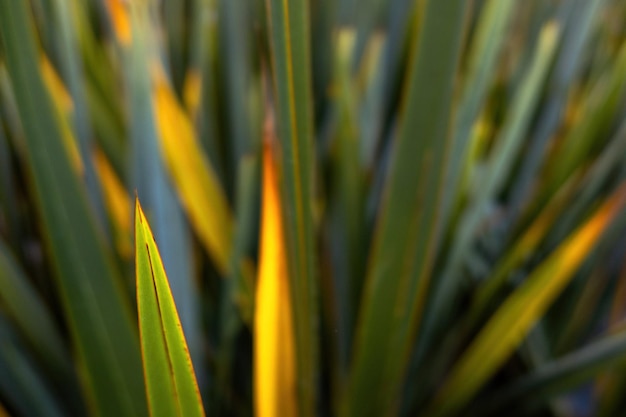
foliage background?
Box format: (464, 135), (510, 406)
(1, 0), (626, 416)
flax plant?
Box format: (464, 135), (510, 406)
(1, 0), (626, 416)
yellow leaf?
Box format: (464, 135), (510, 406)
(152, 67), (233, 275)
(254, 122), (297, 417)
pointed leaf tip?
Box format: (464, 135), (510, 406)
(135, 198), (205, 417)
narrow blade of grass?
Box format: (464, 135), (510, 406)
(440, 0), (517, 236)
(351, 0), (387, 71)
(329, 29), (366, 365)
(254, 138), (297, 417)
(545, 39), (626, 198)
(135, 198), (205, 417)
(343, 1), (469, 415)
(264, 0), (318, 414)
(0, 2), (148, 415)
(508, 0), (606, 214)
(426, 181), (626, 417)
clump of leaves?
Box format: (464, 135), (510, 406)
(1, 0), (626, 416)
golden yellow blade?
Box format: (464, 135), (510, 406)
(254, 117), (297, 417)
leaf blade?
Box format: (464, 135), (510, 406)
(0, 2), (147, 415)
(254, 140), (297, 417)
(135, 198), (205, 417)
(265, 0), (319, 414)
(343, 1), (469, 415)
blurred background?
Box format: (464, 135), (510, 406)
(1, 0), (626, 416)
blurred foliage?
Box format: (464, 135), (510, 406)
(0, 0), (626, 416)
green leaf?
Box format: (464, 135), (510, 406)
(330, 29), (366, 359)
(0, 1), (147, 415)
(425, 181), (626, 417)
(545, 39), (626, 198)
(507, 0), (607, 213)
(135, 198), (205, 417)
(265, 0), (319, 414)
(440, 0), (517, 235)
(351, 0), (388, 71)
(342, 1), (469, 416)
